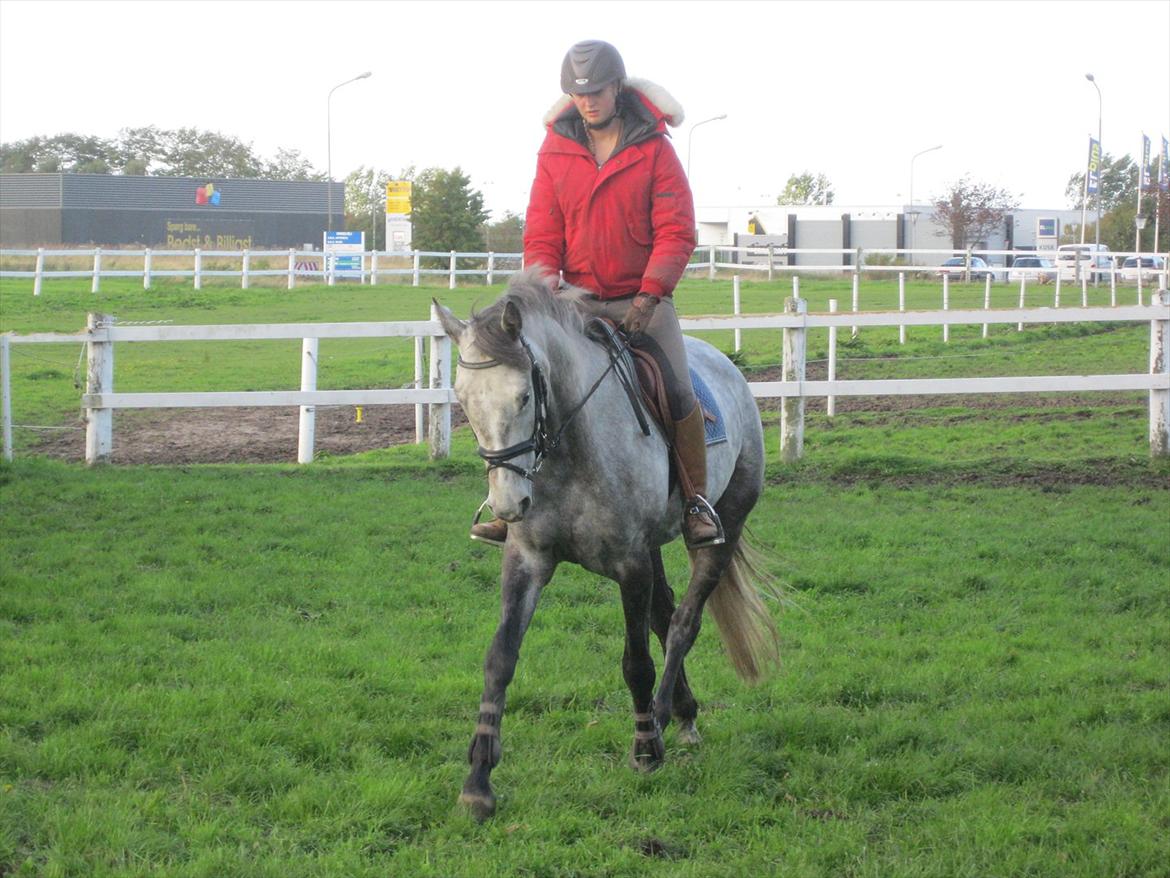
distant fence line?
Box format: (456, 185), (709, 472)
(3, 293), (1167, 465)
(2, 246), (1167, 299)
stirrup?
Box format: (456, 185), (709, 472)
(470, 499), (507, 547)
(684, 495), (725, 549)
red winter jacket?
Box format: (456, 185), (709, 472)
(523, 80), (695, 299)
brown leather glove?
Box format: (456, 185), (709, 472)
(621, 293), (660, 338)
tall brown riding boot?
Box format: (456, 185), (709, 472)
(673, 404), (725, 548)
(470, 501), (508, 547)
(470, 519), (508, 546)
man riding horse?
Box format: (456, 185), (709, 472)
(470, 39), (723, 550)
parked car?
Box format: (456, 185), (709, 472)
(1055, 243), (1113, 283)
(937, 255), (996, 282)
(1118, 255), (1166, 283)
(1007, 255), (1056, 284)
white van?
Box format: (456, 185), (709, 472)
(1056, 243), (1113, 283)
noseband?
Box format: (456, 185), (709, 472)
(457, 326), (645, 482)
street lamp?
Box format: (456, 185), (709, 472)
(326, 71), (372, 236)
(1086, 73), (1102, 258)
(686, 114), (728, 181)
(908, 144), (943, 264)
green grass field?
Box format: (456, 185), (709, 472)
(2, 274), (1168, 876)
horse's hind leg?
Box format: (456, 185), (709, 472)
(618, 554), (666, 772)
(460, 547), (555, 821)
(649, 548), (701, 745)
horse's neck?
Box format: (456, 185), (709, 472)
(537, 320), (627, 447)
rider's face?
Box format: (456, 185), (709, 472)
(571, 83), (619, 127)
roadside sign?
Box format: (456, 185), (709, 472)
(324, 230), (364, 280)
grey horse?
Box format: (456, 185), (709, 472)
(436, 270), (779, 821)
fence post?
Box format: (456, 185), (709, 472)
(898, 271), (906, 344)
(449, 251), (457, 290)
(193, 248), (202, 291)
(708, 245), (716, 282)
(413, 250), (421, 287)
(1, 334), (12, 462)
(297, 338), (318, 464)
(371, 249), (379, 286)
(792, 275), (800, 301)
(781, 296), (807, 462)
(1110, 263), (1117, 307)
(414, 336), (425, 444)
(942, 274), (950, 343)
(767, 244), (774, 282)
(487, 252), (495, 286)
(827, 299), (838, 418)
(732, 275), (742, 353)
(144, 248), (153, 290)
(287, 248), (296, 290)
(327, 251), (335, 287)
(851, 258), (860, 339)
(241, 249), (250, 290)
(1054, 271), (1061, 308)
(84, 312), (113, 465)
(33, 248), (44, 297)
(428, 301), (451, 459)
(1150, 289), (1170, 457)
(982, 273), (992, 338)
(1018, 277), (1026, 332)
(91, 247), (102, 293)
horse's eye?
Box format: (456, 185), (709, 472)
(520, 392), (531, 408)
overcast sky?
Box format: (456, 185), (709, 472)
(1, 0), (1167, 218)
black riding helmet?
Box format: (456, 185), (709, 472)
(560, 40), (626, 95)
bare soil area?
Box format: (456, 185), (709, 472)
(28, 365), (1142, 466)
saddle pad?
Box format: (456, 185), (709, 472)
(690, 368), (727, 446)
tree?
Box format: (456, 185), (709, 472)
(154, 128), (263, 178)
(931, 176), (1019, 250)
(264, 147), (325, 182)
(342, 165), (397, 248)
(0, 133), (118, 174)
(481, 211), (525, 253)
(1064, 152), (1137, 214)
(410, 166), (489, 255)
(777, 171), (834, 205)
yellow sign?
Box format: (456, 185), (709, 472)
(386, 181), (412, 215)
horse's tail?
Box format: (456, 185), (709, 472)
(701, 530), (783, 684)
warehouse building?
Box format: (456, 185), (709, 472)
(0, 173), (344, 248)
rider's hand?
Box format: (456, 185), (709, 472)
(621, 293), (660, 338)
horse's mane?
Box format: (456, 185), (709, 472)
(470, 269), (588, 368)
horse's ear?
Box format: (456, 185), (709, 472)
(501, 300), (522, 339)
(433, 300), (467, 344)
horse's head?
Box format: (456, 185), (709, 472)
(436, 297), (540, 523)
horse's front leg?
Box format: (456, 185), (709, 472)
(459, 547), (555, 821)
(618, 553), (666, 772)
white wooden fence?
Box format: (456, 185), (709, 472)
(3, 246), (1167, 296)
(2, 293), (1168, 464)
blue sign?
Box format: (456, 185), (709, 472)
(326, 231), (363, 247)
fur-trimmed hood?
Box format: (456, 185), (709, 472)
(541, 78), (685, 128)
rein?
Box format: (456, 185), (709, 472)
(458, 323), (648, 481)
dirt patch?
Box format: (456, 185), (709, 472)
(31, 405), (470, 465)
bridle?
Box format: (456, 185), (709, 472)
(457, 325), (646, 482)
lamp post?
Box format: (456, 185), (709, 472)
(909, 144), (943, 264)
(686, 114), (728, 180)
(326, 71), (372, 236)
(1085, 73), (1102, 258)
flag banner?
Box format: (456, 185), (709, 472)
(1161, 136), (1168, 193)
(1141, 134), (1152, 191)
(1086, 137), (1101, 195)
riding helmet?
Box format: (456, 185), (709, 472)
(560, 40), (626, 95)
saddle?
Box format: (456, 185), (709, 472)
(585, 318), (717, 501)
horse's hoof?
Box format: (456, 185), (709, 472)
(676, 721), (702, 747)
(629, 734), (666, 772)
(458, 790), (497, 822)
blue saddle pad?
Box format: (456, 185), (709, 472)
(690, 368), (727, 446)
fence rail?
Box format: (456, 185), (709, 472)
(2, 294), (1167, 464)
(3, 246), (1167, 295)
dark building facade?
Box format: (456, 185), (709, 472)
(0, 173), (344, 248)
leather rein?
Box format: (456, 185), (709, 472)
(457, 323), (649, 482)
